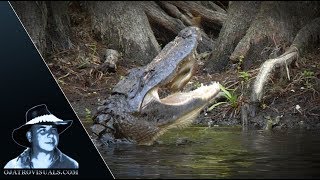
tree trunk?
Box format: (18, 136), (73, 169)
(11, 1), (73, 56)
(10, 1), (48, 55)
(207, 1), (320, 73)
(232, 1), (320, 70)
(206, 1), (262, 73)
(86, 1), (161, 66)
(46, 1), (72, 52)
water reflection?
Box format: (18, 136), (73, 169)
(99, 127), (320, 179)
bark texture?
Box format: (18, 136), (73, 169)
(206, 1), (262, 72)
(207, 1), (320, 73)
(11, 1), (73, 56)
(46, 1), (72, 51)
(10, 1), (48, 55)
(87, 1), (161, 66)
(230, 1), (320, 70)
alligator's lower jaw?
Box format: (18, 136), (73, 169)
(160, 82), (221, 106)
(137, 82), (221, 145)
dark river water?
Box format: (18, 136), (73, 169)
(98, 127), (320, 179)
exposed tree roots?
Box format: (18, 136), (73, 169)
(144, 1), (226, 53)
(242, 17), (320, 128)
(252, 17), (320, 103)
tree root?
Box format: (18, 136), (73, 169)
(165, 1), (227, 29)
(158, 1), (193, 26)
(143, 1), (185, 40)
(229, 1), (320, 70)
(206, 1), (262, 72)
(143, 1), (217, 53)
(251, 50), (298, 102)
(251, 17), (320, 103)
(200, 1), (227, 14)
(240, 17), (320, 129)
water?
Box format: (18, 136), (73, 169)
(99, 126), (320, 179)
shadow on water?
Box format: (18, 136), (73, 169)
(98, 126), (320, 179)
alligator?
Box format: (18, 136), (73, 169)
(91, 27), (221, 145)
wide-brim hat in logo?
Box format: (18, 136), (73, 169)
(12, 104), (73, 148)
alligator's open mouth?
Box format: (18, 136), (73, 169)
(138, 84), (220, 145)
(141, 59), (220, 114)
(140, 55), (197, 109)
(109, 27), (221, 145)
(138, 59), (220, 144)
(142, 82), (220, 124)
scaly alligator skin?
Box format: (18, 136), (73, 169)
(92, 27), (220, 145)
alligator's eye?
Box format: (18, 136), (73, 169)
(180, 68), (191, 76)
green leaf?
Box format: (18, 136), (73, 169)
(219, 84), (232, 99)
(208, 102), (227, 112)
